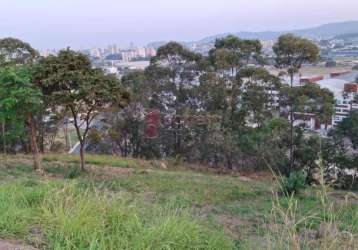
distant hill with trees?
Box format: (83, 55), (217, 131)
(148, 21), (358, 47)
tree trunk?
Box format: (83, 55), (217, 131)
(79, 141), (85, 171)
(2, 120), (5, 155)
(64, 126), (69, 150)
(39, 115), (45, 153)
(27, 114), (43, 173)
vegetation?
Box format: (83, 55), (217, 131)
(273, 34), (320, 174)
(0, 34), (357, 249)
(279, 170), (308, 195)
(34, 49), (130, 170)
(0, 155), (357, 249)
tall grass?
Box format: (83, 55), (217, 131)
(0, 181), (234, 249)
(0, 181), (47, 238)
(261, 160), (358, 249)
(42, 183), (233, 249)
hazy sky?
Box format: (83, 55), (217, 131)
(0, 0), (357, 49)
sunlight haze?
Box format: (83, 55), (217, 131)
(0, 0), (357, 48)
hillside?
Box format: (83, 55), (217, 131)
(200, 21), (358, 42)
(148, 21), (358, 47)
(0, 154), (357, 249)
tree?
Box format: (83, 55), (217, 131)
(204, 36), (274, 169)
(324, 111), (358, 173)
(238, 67), (281, 127)
(147, 42), (203, 156)
(273, 34), (320, 85)
(35, 49), (129, 170)
(0, 37), (38, 66)
(325, 60), (337, 68)
(273, 34), (320, 174)
(0, 37), (42, 171)
(0, 66), (43, 171)
(336, 111), (358, 149)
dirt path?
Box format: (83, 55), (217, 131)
(0, 240), (37, 250)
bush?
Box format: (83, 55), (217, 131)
(50, 142), (65, 153)
(169, 154), (184, 167)
(64, 165), (82, 179)
(280, 171), (307, 195)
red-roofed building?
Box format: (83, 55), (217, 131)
(344, 83), (358, 93)
(331, 71), (351, 78)
(300, 76), (324, 84)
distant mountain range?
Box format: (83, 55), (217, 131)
(148, 21), (358, 48)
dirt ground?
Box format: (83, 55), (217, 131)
(0, 240), (37, 250)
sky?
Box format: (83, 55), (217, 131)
(0, 0), (357, 50)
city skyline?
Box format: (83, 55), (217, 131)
(1, 0), (358, 49)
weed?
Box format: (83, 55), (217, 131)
(280, 171), (307, 196)
(64, 165), (82, 179)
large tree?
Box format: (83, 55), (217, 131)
(273, 34), (320, 174)
(0, 38), (42, 171)
(0, 37), (38, 66)
(0, 66), (43, 171)
(146, 42), (203, 156)
(35, 49), (129, 170)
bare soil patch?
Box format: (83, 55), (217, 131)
(216, 214), (252, 240)
(88, 165), (134, 179)
(0, 240), (37, 250)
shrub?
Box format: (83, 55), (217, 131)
(168, 154), (184, 167)
(64, 165), (82, 179)
(50, 142), (65, 153)
(280, 171), (307, 196)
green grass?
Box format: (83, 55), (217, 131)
(43, 154), (139, 168)
(1, 154), (358, 249)
(42, 183), (232, 250)
(0, 179), (233, 249)
(0, 181), (45, 238)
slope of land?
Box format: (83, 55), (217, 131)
(0, 154), (357, 249)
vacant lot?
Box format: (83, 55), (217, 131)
(0, 155), (357, 249)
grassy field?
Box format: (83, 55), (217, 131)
(0, 154), (357, 249)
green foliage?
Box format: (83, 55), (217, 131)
(0, 37), (38, 66)
(325, 111), (358, 172)
(169, 154), (184, 167)
(42, 184), (233, 250)
(0, 65), (42, 158)
(273, 34), (320, 74)
(64, 165), (82, 179)
(0, 181), (47, 238)
(280, 171), (307, 196)
(35, 49), (130, 169)
(238, 118), (290, 172)
(337, 111), (358, 149)
(43, 154), (136, 168)
(279, 80), (335, 126)
(1, 157), (358, 249)
(0, 66), (42, 117)
(0, 177), (234, 250)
